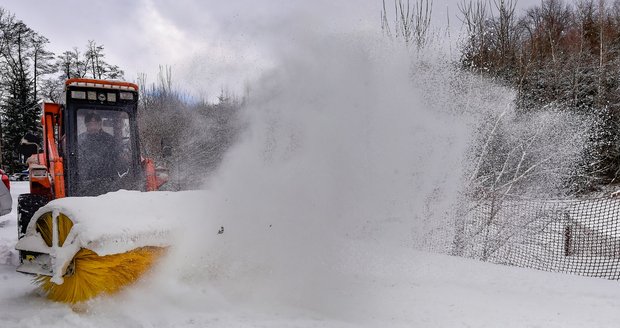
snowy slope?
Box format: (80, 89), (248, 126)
(0, 182), (619, 327)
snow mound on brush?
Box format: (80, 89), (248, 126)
(26, 190), (209, 256)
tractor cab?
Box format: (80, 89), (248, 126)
(62, 79), (143, 196)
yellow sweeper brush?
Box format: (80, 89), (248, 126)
(34, 213), (165, 303)
(35, 248), (165, 303)
(15, 190), (203, 304)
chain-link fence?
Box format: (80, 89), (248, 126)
(423, 197), (620, 280)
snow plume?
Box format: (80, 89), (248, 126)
(465, 103), (596, 198)
(126, 34), (518, 322)
(96, 37), (598, 325)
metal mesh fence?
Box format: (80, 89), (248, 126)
(424, 197), (620, 280)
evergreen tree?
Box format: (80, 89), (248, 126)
(0, 9), (49, 171)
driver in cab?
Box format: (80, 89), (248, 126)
(78, 112), (122, 192)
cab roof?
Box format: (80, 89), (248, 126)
(65, 78), (138, 92)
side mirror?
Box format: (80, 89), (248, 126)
(161, 138), (173, 158)
(162, 146), (173, 158)
(19, 133), (41, 159)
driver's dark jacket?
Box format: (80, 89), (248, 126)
(77, 130), (120, 192)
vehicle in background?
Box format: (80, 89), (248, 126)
(0, 169), (11, 215)
(10, 170), (29, 181)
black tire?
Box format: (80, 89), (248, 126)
(17, 194), (49, 265)
(17, 194), (48, 239)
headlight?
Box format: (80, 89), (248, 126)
(71, 91), (86, 99)
(119, 92), (134, 100)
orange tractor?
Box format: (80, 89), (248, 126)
(15, 78), (170, 303)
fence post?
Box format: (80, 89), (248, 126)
(564, 213), (573, 256)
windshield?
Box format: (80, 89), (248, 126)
(75, 108), (138, 195)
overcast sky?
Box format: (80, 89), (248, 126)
(2, 0), (541, 100)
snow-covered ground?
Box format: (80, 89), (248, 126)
(0, 181), (29, 266)
(0, 182), (619, 327)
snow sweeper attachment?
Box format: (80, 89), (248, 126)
(15, 78), (173, 304)
(14, 191), (204, 303)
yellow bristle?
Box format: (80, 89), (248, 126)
(35, 247), (165, 304)
(57, 213), (74, 246)
(32, 213), (165, 304)
(35, 212), (53, 247)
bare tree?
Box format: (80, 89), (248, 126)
(57, 42), (123, 80)
(492, 0), (518, 66)
(382, 0), (433, 49)
(137, 66), (243, 189)
(458, 0), (490, 69)
(453, 106), (595, 258)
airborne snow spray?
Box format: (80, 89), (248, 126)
(149, 32), (516, 319)
(92, 21), (516, 327)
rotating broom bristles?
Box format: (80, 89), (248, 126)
(33, 213), (166, 304)
(35, 247), (165, 303)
